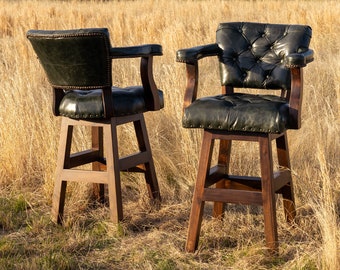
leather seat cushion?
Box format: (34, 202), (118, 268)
(182, 93), (289, 133)
(59, 86), (164, 119)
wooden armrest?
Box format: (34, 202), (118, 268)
(182, 63), (199, 110)
(111, 45), (163, 112)
(140, 56), (162, 111)
(288, 67), (303, 129)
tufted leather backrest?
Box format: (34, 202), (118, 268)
(217, 22), (312, 90)
(27, 28), (112, 90)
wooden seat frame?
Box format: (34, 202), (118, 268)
(26, 31), (164, 225)
(27, 29), (163, 225)
(184, 63), (304, 253)
(52, 113), (160, 224)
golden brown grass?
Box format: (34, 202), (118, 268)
(0, 0), (339, 269)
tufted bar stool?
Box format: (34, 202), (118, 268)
(176, 22), (314, 253)
(27, 28), (163, 224)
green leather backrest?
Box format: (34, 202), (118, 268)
(217, 22), (312, 90)
(27, 28), (112, 89)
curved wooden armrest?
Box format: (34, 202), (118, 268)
(183, 62), (199, 110)
(288, 67), (303, 129)
(288, 49), (313, 128)
(177, 44), (220, 111)
(111, 45), (163, 112)
(140, 56), (162, 111)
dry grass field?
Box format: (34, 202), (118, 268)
(0, 0), (339, 269)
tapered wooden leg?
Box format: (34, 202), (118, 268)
(259, 136), (278, 253)
(51, 179), (67, 225)
(52, 117), (73, 224)
(104, 120), (123, 223)
(213, 139), (232, 218)
(186, 131), (215, 252)
(276, 133), (296, 223)
(133, 116), (161, 201)
(92, 126), (106, 203)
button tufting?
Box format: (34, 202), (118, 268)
(181, 22), (311, 135)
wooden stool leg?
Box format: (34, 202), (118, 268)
(92, 126), (106, 204)
(259, 136), (278, 252)
(213, 139), (232, 218)
(52, 180), (67, 224)
(133, 116), (161, 201)
(276, 133), (296, 223)
(104, 120), (123, 223)
(186, 131), (215, 252)
(51, 118), (73, 224)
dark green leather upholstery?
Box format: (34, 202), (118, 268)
(177, 22), (313, 133)
(216, 23), (312, 89)
(27, 28), (163, 119)
(27, 28), (112, 89)
(183, 93), (288, 133)
(59, 87), (164, 119)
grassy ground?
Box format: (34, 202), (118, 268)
(0, 0), (339, 269)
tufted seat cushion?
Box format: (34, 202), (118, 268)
(59, 86), (164, 119)
(182, 93), (289, 133)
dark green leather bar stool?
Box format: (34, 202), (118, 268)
(176, 22), (314, 253)
(27, 28), (163, 224)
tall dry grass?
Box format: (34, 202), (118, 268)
(0, 0), (339, 269)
